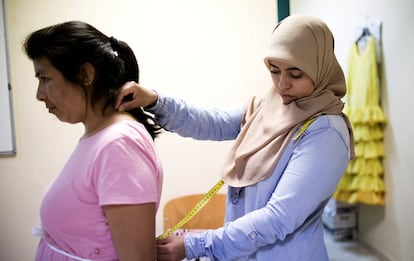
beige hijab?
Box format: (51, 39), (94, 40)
(220, 15), (354, 187)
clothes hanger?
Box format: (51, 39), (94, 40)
(356, 27), (371, 43)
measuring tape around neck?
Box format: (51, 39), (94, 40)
(157, 179), (225, 239)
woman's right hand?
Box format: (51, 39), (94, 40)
(156, 235), (187, 261)
(115, 81), (158, 112)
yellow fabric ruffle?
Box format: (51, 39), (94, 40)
(345, 158), (383, 176)
(352, 124), (384, 141)
(333, 36), (386, 206)
(344, 106), (387, 125)
(354, 141), (384, 158)
(336, 174), (385, 192)
(333, 191), (385, 205)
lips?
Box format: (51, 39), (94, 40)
(46, 105), (56, 113)
(280, 94), (293, 99)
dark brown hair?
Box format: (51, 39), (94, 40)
(24, 21), (161, 139)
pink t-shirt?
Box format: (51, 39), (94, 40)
(35, 120), (163, 260)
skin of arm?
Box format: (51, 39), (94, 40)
(104, 203), (156, 261)
(115, 82), (158, 112)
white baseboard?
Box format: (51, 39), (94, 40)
(357, 239), (394, 261)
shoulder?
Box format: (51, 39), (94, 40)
(301, 115), (350, 146)
(310, 115), (347, 130)
(86, 120), (155, 152)
(90, 120), (161, 170)
(290, 115), (352, 162)
(105, 120), (151, 140)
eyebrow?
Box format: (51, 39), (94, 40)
(269, 63), (301, 71)
(34, 70), (43, 78)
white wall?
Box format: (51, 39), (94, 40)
(291, 0), (414, 260)
(0, 0), (275, 260)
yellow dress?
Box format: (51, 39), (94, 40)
(333, 36), (386, 205)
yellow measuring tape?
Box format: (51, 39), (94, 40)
(156, 179), (225, 239)
(293, 117), (316, 141)
(157, 117), (316, 239)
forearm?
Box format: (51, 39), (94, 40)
(148, 92), (243, 140)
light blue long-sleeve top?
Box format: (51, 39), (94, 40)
(149, 93), (351, 261)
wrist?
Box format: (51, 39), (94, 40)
(144, 91), (158, 109)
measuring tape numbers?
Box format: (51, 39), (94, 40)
(157, 179), (225, 239)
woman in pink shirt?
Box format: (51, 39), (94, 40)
(24, 21), (163, 260)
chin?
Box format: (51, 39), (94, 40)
(55, 115), (73, 124)
(280, 95), (295, 105)
(55, 116), (67, 123)
(282, 99), (294, 105)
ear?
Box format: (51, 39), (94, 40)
(79, 63), (95, 86)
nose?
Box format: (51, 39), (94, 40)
(36, 83), (46, 101)
(278, 73), (291, 90)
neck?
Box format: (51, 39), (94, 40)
(82, 106), (132, 139)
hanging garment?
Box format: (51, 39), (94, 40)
(333, 35), (386, 205)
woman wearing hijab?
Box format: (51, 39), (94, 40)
(116, 14), (354, 261)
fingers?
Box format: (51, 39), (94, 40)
(115, 81), (158, 112)
(118, 100), (136, 112)
(156, 237), (171, 244)
(115, 81), (137, 111)
(156, 241), (175, 261)
(156, 236), (187, 261)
